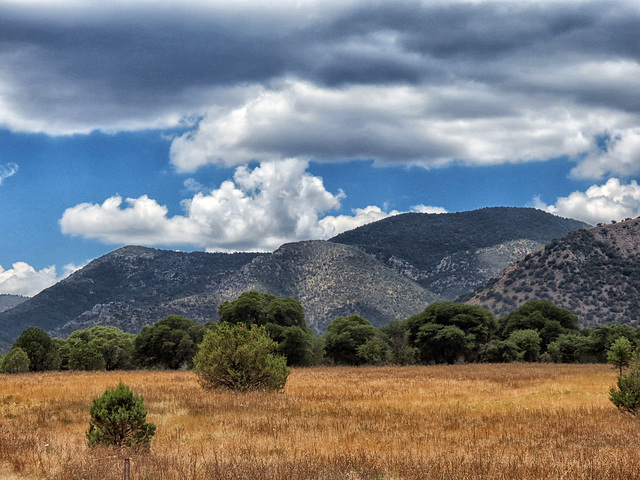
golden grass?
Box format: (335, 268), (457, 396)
(0, 364), (637, 479)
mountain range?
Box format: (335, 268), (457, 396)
(0, 207), (590, 349)
(467, 217), (640, 328)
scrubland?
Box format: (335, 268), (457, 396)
(0, 364), (637, 479)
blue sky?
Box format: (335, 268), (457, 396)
(1, 0), (640, 296)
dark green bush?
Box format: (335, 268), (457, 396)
(194, 323), (290, 392)
(87, 382), (156, 452)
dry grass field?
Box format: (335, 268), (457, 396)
(0, 364), (638, 479)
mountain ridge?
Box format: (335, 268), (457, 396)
(330, 207), (589, 299)
(466, 218), (640, 327)
(0, 207), (591, 347)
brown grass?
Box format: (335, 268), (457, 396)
(0, 364), (636, 479)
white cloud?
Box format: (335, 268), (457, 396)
(0, 261), (78, 296)
(571, 129), (640, 180)
(61, 159), (445, 250)
(411, 205), (448, 214)
(0, 163), (18, 185)
(61, 159), (415, 251)
(318, 206), (401, 238)
(169, 79), (621, 173)
(535, 178), (640, 225)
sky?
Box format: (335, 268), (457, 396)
(1, 0), (640, 296)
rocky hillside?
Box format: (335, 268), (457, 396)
(210, 240), (439, 333)
(0, 294), (27, 313)
(0, 246), (263, 342)
(467, 219), (640, 328)
(53, 241), (436, 337)
(0, 207), (591, 346)
(330, 207), (589, 299)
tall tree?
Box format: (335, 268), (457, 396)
(134, 315), (205, 369)
(12, 327), (60, 371)
(406, 302), (497, 363)
(499, 300), (578, 349)
(608, 337), (634, 376)
(323, 315), (377, 365)
(218, 291), (315, 366)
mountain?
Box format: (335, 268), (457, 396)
(330, 207), (589, 299)
(0, 246), (264, 344)
(0, 294), (27, 313)
(208, 240), (439, 333)
(0, 207), (590, 347)
(466, 218), (640, 328)
(0, 241), (436, 343)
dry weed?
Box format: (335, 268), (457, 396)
(0, 364), (635, 479)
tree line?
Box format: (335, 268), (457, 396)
(1, 291), (638, 373)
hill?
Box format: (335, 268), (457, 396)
(51, 241), (437, 337)
(209, 240), (439, 333)
(466, 218), (640, 327)
(0, 241), (436, 343)
(0, 246), (263, 343)
(330, 207), (589, 299)
(0, 294), (27, 313)
(0, 207), (590, 346)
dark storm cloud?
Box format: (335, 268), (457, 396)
(1, 1), (640, 178)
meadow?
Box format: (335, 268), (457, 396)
(0, 364), (638, 479)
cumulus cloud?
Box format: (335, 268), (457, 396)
(411, 205), (448, 214)
(535, 178), (640, 225)
(571, 129), (640, 179)
(60, 159), (412, 251)
(1, 1), (639, 175)
(169, 80), (599, 171)
(0, 261), (78, 297)
(318, 206), (401, 239)
(0, 163), (18, 184)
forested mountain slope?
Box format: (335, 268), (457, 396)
(467, 219), (640, 327)
(209, 240), (439, 334)
(330, 207), (589, 299)
(0, 294), (27, 313)
(0, 246), (263, 343)
(0, 207), (590, 348)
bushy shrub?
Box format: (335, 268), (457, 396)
(610, 357), (640, 415)
(1, 347), (30, 374)
(194, 323), (290, 392)
(87, 382), (156, 452)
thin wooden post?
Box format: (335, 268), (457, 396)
(124, 458), (130, 480)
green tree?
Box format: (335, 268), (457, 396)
(607, 337), (634, 376)
(67, 326), (135, 371)
(587, 324), (638, 363)
(1, 347), (30, 373)
(134, 315), (205, 369)
(380, 320), (418, 365)
(69, 342), (106, 371)
(499, 300), (578, 349)
(87, 382), (156, 452)
(508, 329), (542, 362)
(194, 323), (290, 392)
(218, 291), (306, 328)
(265, 324), (319, 367)
(406, 302), (497, 364)
(323, 315), (376, 365)
(546, 333), (589, 363)
(12, 327), (60, 371)
(357, 336), (392, 365)
(479, 339), (518, 363)
(219, 291), (315, 366)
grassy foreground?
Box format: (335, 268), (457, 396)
(0, 364), (637, 479)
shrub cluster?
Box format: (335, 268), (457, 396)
(3, 294), (638, 376)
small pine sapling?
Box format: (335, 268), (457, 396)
(87, 382), (156, 452)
